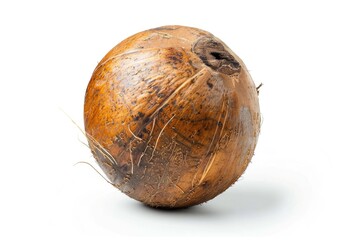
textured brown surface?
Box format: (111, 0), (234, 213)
(84, 25), (261, 208)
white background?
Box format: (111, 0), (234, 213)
(1, 0), (359, 239)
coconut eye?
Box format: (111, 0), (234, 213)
(193, 37), (241, 75)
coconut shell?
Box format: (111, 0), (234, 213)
(84, 25), (260, 208)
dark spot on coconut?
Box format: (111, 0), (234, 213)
(143, 116), (150, 124)
(192, 37), (241, 75)
(134, 111), (145, 121)
(201, 181), (210, 189)
(166, 48), (184, 64)
(142, 127), (150, 134)
(152, 85), (160, 93)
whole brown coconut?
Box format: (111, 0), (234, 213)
(84, 25), (261, 208)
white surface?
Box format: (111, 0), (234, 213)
(1, 0), (359, 239)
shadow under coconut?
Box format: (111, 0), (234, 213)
(208, 182), (287, 218)
(138, 202), (211, 216)
(134, 181), (288, 219)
